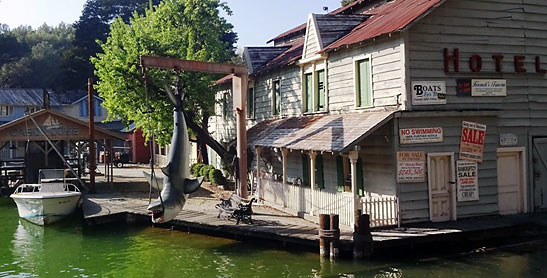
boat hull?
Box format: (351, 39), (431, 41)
(10, 193), (81, 225)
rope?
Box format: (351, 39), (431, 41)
(143, 68), (164, 211)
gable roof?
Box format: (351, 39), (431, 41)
(0, 89), (61, 106)
(244, 46), (291, 74)
(324, 0), (443, 51)
(253, 37), (305, 75)
(311, 14), (369, 53)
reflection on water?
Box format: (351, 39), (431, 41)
(1, 197), (547, 277)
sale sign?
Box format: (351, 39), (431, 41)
(459, 121), (486, 162)
(457, 160), (479, 202)
(397, 151), (426, 183)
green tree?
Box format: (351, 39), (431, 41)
(341, 0), (357, 6)
(92, 0), (237, 160)
(61, 0), (161, 91)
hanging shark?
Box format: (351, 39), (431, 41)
(147, 85), (203, 223)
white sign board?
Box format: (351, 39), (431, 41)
(411, 81), (447, 105)
(456, 160), (479, 202)
(471, 79), (507, 96)
(399, 127), (443, 144)
(397, 152), (426, 183)
(500, 133), (518, 146)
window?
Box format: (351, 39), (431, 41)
(356, 58), (372, 107)
(0, 105), (13, 116)
(272, 80), (281, 116)
(336, 155), (364, 195)
(316, 70), (326, 111)
(222, 92), (230, 119)
(27, 106), (40, 113)
(80, 98), (103, 117)
(304, 73), (313, 113)
(247, 87), (255, 119)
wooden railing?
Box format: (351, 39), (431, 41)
(361, 195), (399, 228)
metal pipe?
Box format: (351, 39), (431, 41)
(88, 78), (96, 192)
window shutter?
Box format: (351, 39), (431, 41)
(358, 59), (372, 107)
(305, 73), (313, 112)
(357, 157), (364, 196)
(317, 70), (325, 111)
(302, 153), (309, 186)
(315, 154), (324, 189)
(336, 156), (344, 192)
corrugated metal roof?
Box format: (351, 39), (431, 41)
(249, 111), (394, 152)
(315, 14), (369, 48)
(253, 38), (304, 75)
(54, 90), (88, 105)
(0, 89), (61, 106)
(245, 46), (291, 74)
(324, 0), (442, 51)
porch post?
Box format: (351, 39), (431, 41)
(309, 151), (317, 216)
(281, 148), (288, 207)
(255, 146), (262, 200)
(349, 150), (360, 222)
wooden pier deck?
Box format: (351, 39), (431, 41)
(82, 191), (547, 254)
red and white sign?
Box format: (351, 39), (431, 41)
(397, 151), (426, 183)
(457, 160), (479, 202)
(399, 127), (443, 144)
(459, 121), (486, 163)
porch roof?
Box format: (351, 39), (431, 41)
(248, 111), (395, 153)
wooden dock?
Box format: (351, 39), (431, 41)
(82, 191), (547, 256)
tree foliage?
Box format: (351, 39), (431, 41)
(92, 0), (237, 147)
(61, 0), (160, 91)
(341, 0), (357, 6)
(0, 24), (74, 89)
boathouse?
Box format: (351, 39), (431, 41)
(208, 0), (547, 228)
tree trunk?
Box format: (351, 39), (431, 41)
(184, 111), (232, 162)
(198, 111), (209, 165)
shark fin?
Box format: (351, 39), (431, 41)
(183, 177), (203, 194)
(161, 163), (171, 177)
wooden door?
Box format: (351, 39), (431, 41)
(533, 138), (547, 211)
(497, 149), (525, 215)
(428, 153), (455, 222)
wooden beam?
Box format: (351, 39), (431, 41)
(140, 55), (248, 75)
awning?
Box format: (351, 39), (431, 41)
(248, 111), (395, 153)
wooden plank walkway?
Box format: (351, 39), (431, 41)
(82, 192), (547, 254)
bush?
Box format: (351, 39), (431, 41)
(200, 165), (214, 181)
(192, 163), (205, 176)
(209, 169), (226, 185)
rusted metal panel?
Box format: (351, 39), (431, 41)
(249, 111), (395, 152)
(324, 0), (442, 51)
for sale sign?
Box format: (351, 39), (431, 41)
(457, 160), (479, 202)
(459, 121), (486, 163)
(397, 151), (426, 183)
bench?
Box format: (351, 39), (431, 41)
(215, 193), (256, 224)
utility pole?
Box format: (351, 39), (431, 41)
(88, 78), (96, 193)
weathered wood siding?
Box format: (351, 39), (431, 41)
(408, 0), (547, 132)
(303, 17), (319, 59)
(397, 113), (499, 223)
(327, 36), (404, 112)
(210, 85), (236, 144)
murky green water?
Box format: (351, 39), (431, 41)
(1, 197), (546, 278)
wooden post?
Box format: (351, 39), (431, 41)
(232, 75), (248, 198)
(88, 78), (95, 193)
(281, 148), (288, 207)
(330, 214), (340, 259)
(319, 214), (330, 257)
(353, 210), (373, 259)
(349, 150), (359, 225)
(255, 146), (262, 199)
(309, 151), (317, 216)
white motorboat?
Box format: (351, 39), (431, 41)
(10, 169), (82, 225)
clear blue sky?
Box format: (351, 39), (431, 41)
(0, 0), (344, 47)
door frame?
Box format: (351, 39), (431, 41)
(427, 152), (457, 222)
(497, 147), (527, 213)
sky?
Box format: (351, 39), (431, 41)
(0, 0), (344, 47)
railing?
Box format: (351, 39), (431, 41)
(362, 194), (399, 228)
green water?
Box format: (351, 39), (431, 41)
(1, 198), (546, 278)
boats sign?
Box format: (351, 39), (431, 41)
(399, 127), (443, 144)
(411, 81), (447, 105)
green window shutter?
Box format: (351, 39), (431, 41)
(302, 153), (309, 186)
(315, 154), (324, 189)
(336, 155), (344, 192)
(357, 59), (372, 107)
(247, 88), (254, 118)
(356, 157), (364, 196)
(316, 70), (326, 111)
(274, 80), (281, 115)
(305, 73), (313, 112)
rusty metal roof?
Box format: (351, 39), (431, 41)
(324, 0), (442, 51)
(248, 111), (394, 152)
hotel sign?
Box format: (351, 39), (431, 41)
(411, 81), (447, 105)
(400, 127), (443, 144)
(460, 121), (486, 163)
(471, 79), (506, 96)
